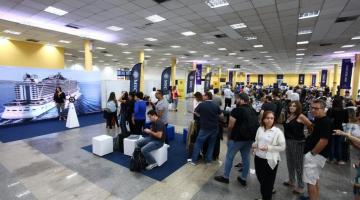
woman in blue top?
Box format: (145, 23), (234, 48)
(133, 92), (147, 135)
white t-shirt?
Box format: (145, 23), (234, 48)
(224, 88), (233, 99)
(289, 92), (299, 101)
(150, 91), (157, 104)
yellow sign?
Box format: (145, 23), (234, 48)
(177, 79), (185, 99)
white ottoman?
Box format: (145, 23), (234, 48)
(92, 135), (113, 156)
(150, 144), (169, 166)
(124, 135), (142, 156)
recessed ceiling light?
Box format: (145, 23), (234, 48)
(265, 55), (272, 58)
(253, 44), (263, 48)
(296, 53), (305, 56)
(228, 52), (237, 56)
(297, 48), (306, 51)
(99, 60), (104, 63)
(351, 36), (360, 40)
(170, 45), (181, 48)
(181, 31), (196, 36)
(218, 48), (227, 51)
(44, 6), (68, 16)
(106, 26), (123, 31)
(205, 0), (229, 8)
(3, 29), (21, 35)
(244, 60), (250, 62)
(213, 58), (219, 60)
(260, 51), (268, 53)
(203, 41), (214, 44)
(164, 53), (171, 56)
(58, 40), (71, 44)
(78, 50), (84, 53)
(341, 44), (355, 48)
(299, 10), (320, 19)
(297, 41), (309, 45)
(96, 47), (106, 50)
(180, 56), (187, 59)
(105, 54), (113, 57)
(145, 38), (158, 41)
(93, 56), (97, 59)
(334, 51), (345, 54)
(64, 53), (72, 56)
(127, 57), (134, 60)
(145, 55), (151, 58)
(146, 15), (166, 23)
(188, 51), (197, 54)
(230, 23), (247, 29)
(237, 57), (243, 59)
(144, 48), (153, 51)
(203, 55), (210, 57)
(267, 58), (274, 61)
(245, 36), (257, 40)
(298, 29), (312, 35)
(122, 51), (131, 54)
(117, 43), (128, 46)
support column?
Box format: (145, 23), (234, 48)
(332, 64), (339, 96)
(84, 40), (93, 71)
(352, 54), (360, 100)
(139, 50), (144, 92)
(206, 65), (211, 73)
(171, 57), (176, 86)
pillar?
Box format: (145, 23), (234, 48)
(139, 50), (144, 92)
(332, 64), (339, 96)
(171, 57), (176, 86)
(84, 40), (93, 71)
(352, 54), (360, 100)
(206, 65), (211, 73)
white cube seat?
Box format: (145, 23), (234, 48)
(124, 135), (142, 156)
(150, 144), (169, 166)
(92, 135), (113, 156)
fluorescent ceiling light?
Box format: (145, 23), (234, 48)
(180, 56), (187, 59)
(170, 45), (181, 48)
(127, 57), (134, 60)
(122, 51), (131, 54)
(334, 51), (345, 54)
(99, 60), (104, 62)
(218, 48), (227, 51)
(237, 57), (243, 59)
(230, 23), (247, 29)
(296, 53), (305, 56)
(188, 51), (197, 53)
(297, 41), (309, 45)
(265, 55), (272, 58)
(299, 10), (320, 20)
(253, 44), (263, 48)
(203, 41), (214, 44)
(228, 53), (237, 56)
(64, 53), (72, 55)
(93, 56), (97, 59)
(297, 48), (306, 51)
(145, 55), (151, 58)
(117, 43), (128, 46)
(341, 45), (355, 48)
(267, 59), (274, 61)
(144, 38), (158, 41)
(78, 50), (84, 53)
(298, 29), (312, 35)
(260, 51), (268, 53)
(44, 6), (68, 16)
(105, 54), (113, 57)
(205, 0), (229, 8)
(213, 58), (219, 60)
(203, 55), (210, 57)
(146, 15), (166, 23)
(181, 31), (196, 36)
(96, 47), (106, 50)
(245, 36), (257, 40)
(3, 29), (21, 35)
(244, 60), (250, 62)
(106, 26), (123, 31)
(164, 53), (172, 56)
(351, 36), (360, 40)
(67, 59), (73, 62)
(58, 40), (71, 44)
(144, 48), (153, 51)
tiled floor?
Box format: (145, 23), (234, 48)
(0, 100), (355, 200)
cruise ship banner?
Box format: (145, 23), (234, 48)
(340, 59), (353, 89)
(204, 72), (212, 92)
(187, 70), (196, 94)
(130, 63), (141, 92)
(161, 67), (171, 95)
(0, 67), (101, 126)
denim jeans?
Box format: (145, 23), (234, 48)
(329, 135), (346, 161)
(56, 103), (65, 117)
(192, 128), (218, 163)
(136, 136), (164, 165)
(223, 140), (253, 180)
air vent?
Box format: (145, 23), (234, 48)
(183, 53), (191, 57)
(214, 33), (227, 38)
(252, 57), (258, 60)
(71, 55), (77, 58)
(313, 54), (322, 56)
(319, 43), (332, 46)
(153, 0), (169, 3)
(335, 15), (359, 23)
(26, 39), (39, 42)
(144, 44), (153, 47)
(239, 49), (250, 52)
(65, 23), (82, 29)
(100, 50), (108, 54)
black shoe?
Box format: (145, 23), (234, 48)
(214, 176), (229, 184)
(234, 163), (243, 168)
(237, 177), (247, 186)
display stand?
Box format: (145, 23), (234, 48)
(66, 97), (79, 128)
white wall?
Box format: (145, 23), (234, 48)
(101, 80), (129, 108)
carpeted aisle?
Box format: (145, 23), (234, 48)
(0, 113), (104, 143)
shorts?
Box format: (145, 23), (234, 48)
(303, 152), (326, 185)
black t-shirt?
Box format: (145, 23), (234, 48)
(150, 119), (165, 142)
(261, 102), (277, 114)
(304, 116), (332, 157)
(195, 100), (221, 130)
(326, 108), (348, 130)
(230, 105), (256, 141)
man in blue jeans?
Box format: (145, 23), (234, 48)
(135, 110), (165, 170)
(214, 93), (259, 186)
(190, 92), (222, 165)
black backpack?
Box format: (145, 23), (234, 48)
(113, 133), (128, 152)
(231, 106), (260, 141)
(129, 148), (147, 172)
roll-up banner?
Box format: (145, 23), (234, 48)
(258, 74), (263, 85)
(277, 74), (283, 80)
(320, 70), (327, 87)
(340, 59), (353, 89)
(130, 63), (141, 92)
(311, 74), (316, 86)
(246, 74), (250, 84)
(204, 72), (212, 92)
(161, 67), (171, 95)
(298, 74), (305, 85)
(196, 64), (202, 85)
(228, 71), (233, 86)
(187, 70), (196, 93)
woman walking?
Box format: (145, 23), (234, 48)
(106, 92), (119, 129)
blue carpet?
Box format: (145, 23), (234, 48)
(0, 113), (104, 143)
(82, 134), (187, 181)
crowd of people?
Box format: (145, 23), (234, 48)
(104, 83), (360, 200)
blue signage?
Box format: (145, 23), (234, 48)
(196, 64), (202, 85)
(311, 74), (316, 86)
(187, 70), (196, 93)
(161, 67), (171, 95)
(130, 63), (141, 92)
(258, 74), (263, 85)
(204, 72), (212, 92)
(320, 70), (327, 87)
(340, 59), (353, 89)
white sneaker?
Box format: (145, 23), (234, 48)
(187, 158), (192, 162)
(146, 163), (158, 170)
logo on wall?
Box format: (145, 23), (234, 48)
(130, 63), (141, 92)
(204, 72), (212, 92)
(187, 70), (196, 93)
(161, 67), (171, 95)
(340, 59), (353, 89)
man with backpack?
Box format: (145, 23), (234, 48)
(214, 93), (259, 186)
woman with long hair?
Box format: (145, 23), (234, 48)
(106, 92), (119, 129)
(118, 91), (129, 135)
(283, 101), (312, 194)
(53, 87), (66, 120)
(253, 111), (286, 200)
(172, 86), (180, 112)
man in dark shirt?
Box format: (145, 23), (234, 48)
(301, 99), (331, 200)
(190, 92), (222, 164)
(135, 110), (165, 170)
(261, 95), (277, 114)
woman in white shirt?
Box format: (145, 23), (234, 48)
(253, 111), (286, 200)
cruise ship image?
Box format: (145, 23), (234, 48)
(1, 73), (81, 119)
